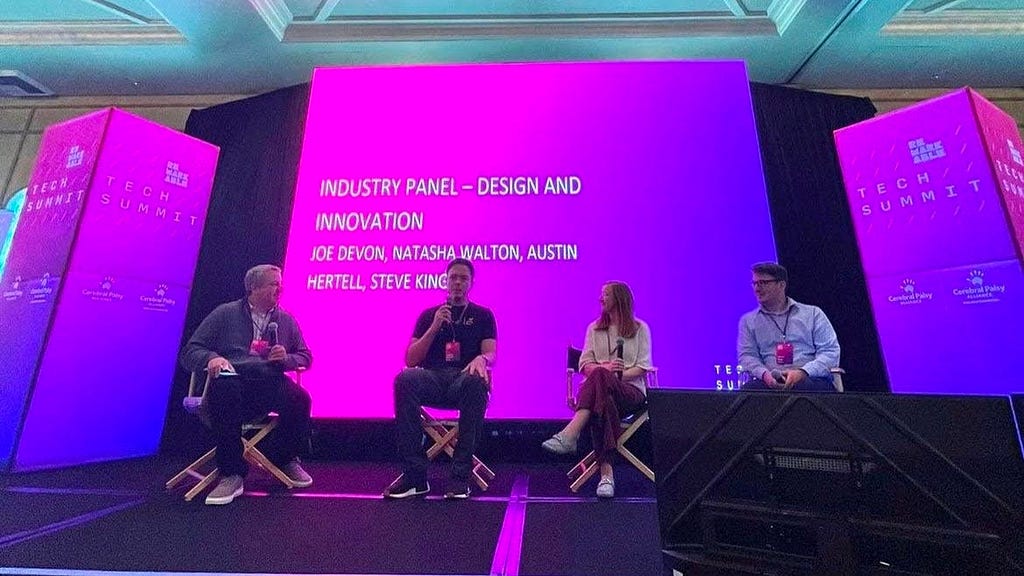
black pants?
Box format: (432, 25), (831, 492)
(206, 372), (311, 477)
(742, 375), (836, 392)
(394, 367), (489, 481)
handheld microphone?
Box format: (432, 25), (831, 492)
(770, 369), (785, 384)
(614, 337), (624, 379)
(266, 322), (278, 348)
(444, 296), (455, 323)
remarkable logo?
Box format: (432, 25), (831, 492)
(909, 137), (946, 164)
(66, 145), (84, 169)
(165, 161), (189, 188)
(1010, 139), (1024, 167)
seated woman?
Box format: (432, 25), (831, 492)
(542, 281), (653, 498)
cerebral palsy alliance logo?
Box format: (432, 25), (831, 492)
(889, 278), (934, 306)
(953, 269), (1006, 304)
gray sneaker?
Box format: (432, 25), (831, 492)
(596, 477), (615, 498)
(541, 432), (577, 455)
(205, 475), (244, 505)
(282, 460), (313, 488)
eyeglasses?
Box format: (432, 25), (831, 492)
(751, 279), (782, 288)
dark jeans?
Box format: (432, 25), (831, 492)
(394, 367), (489, 481)
(742, 375), (836, 392)
(206, 371), (311, 477)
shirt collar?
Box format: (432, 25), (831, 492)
(759, 297), (797, 315)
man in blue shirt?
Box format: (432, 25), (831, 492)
(738, 262), (840, 391)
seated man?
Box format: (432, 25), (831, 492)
(181, 264), (313, 505)
(384, 258), (496, 500)
(739, 262), (840, 392)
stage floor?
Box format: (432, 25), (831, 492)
(0, 458), (666, 576)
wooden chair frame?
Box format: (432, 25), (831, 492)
(165, 371), (301, 501)
(415, 406), (496, 491)
(565, 345), (658, 492)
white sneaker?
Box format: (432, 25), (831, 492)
(541, 433), (577, 455)
(205, 475), (244, 505)
(596, 477), (615, 498)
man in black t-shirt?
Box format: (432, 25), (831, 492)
(384, 258), (497, 500)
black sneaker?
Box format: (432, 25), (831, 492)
(444, 479), (471, 500)
(383, 475), (429, 499)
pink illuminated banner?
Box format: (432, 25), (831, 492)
(0, 108), (218, 470)
(283, 62), (777, 419)
(835, 89), (1024, 395)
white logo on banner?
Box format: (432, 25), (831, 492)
(140, 282), (176, 312)
(82, 276), (124, 302)
(1010, 139), (1024, 167)
(66, 145), (84, 169)
(953, 269), (1006, 305)
(909, 137), (945, 164)
(30, 272), (54, 304)
(888, 278), (933, 306)
(3, 274), (25, 301)
(165, 162), (189, 188)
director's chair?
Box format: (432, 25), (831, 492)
(565, 345), (658, 492)
(165, 370), (302, 501)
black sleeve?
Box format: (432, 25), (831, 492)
(481, 308), (497, 340)
(412, 308), (434, 339)
(181, 305), (226, 373)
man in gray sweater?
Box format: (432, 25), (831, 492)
(181, 264), (313, 505)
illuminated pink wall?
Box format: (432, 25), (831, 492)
(4, 109), (218, 470)
(283, 62), (777, 419)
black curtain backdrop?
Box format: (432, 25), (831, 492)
(161, 84), (310, 453)
(750, 83), (886, 393)
(161, 80), (886, 455)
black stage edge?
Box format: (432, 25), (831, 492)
(649, 389), (1024, 576)
(0, 459), (665, 576)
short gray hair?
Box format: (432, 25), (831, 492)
(244, 264), (281, 294)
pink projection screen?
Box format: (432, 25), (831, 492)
(282, 62), (777, 419)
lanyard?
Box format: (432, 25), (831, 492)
(251, 307), (274, 340)
(761, 308), (792, 339)
(448, 304), (469, 341)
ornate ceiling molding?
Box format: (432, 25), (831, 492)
(0, 21), (183, 45)
(279, 14), (781, 43)
(884, 9), (1024, 35)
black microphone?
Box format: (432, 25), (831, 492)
(266, 321), (278, 348)
(614, 337), (624, 379)
(444, 296), (455, 324)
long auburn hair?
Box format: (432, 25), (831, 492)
(595, 281), (639, 338)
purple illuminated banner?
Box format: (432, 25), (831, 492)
(835, 88), (1024, 395)
(972, 92), (1024, 260)
(282, 62), (777, 419)
(0, 111), (107, 468)
(1, 108), (218, 471)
